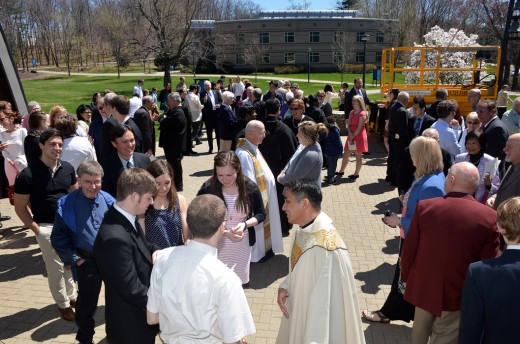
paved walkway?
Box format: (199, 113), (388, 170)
(0, 134), (412, 343)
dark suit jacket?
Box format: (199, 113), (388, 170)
(218, 103), (237, 140)
(201, 90), (222, 124)
(133, 106), (155, 155)
(259, 117), (298, 177)
(388, 101), (410, 144)
(459, 249), (520, 344)
(100, 152), (151, 197)
(344, 87), (370, 119)
(88, 115), (104, 155)
(426, 100), (441, 119)
(159, 107), (187, 157)
(99, 117), (119, 162)
(482, 116), (508, 161)
(93, 206), (158, 344)
(407, 113), (436, 144)
(125, 118), (144, 154)
(401, 193), (499, 316)
(494, 163), (520, 208)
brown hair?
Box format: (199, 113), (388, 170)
(206, 151), (250, 214)
(146, 160), (178, 213)
(49, 105), (67, 126)
(54, 113), (78, 137)
(116, 168), (158, 202)
(187, 195), (227, 239)
(298, 121), (328, 142)
(497, 197), (520, 243)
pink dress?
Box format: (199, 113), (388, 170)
(346, 110), (368, 152)
(217, 191), (251, 284)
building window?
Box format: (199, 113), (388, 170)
(285, 32), (295, 43)
(236, 54), (245, 65)
(376, 52), (382, 63)
(376, 32), (384, 43)
(236, 33), (245, 44)
(309, 31), (320, 43)
(284, 52), (295, 64)
(262, 54), (270, 64)
(310, 52), (320, 63)
(259, 32), (269, 44)
(356, 32), (366, 43)
(356, 52), (365, 63)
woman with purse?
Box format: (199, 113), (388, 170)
(197, 151), (265, 287)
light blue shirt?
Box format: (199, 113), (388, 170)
(431, 119), (461, 161)
(118, 154), (135, 170)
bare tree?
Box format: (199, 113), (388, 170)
(331, 32), (355, 83)
(286, 0), (311, 10)
(242, 41), (270, 82)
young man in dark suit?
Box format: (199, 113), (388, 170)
(200, 80), (222, 153)
(459, 196), (520, 344)
(133, 95), (156, 156)
(344, 77), (371, 120)
(93, 168), (159, 344)
(477, 99), (509, 161)
(100, 125), (151, 198)
(408, 96), (435, 144)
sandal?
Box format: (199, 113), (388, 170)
(361, 310), (391, 324)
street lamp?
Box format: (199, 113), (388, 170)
(360, 34), (370, 88)
(499, 0), (520, 88)
(307, 48), (311, 83)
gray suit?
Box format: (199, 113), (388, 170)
(494, 163), (520, 208)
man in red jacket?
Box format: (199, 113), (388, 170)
(401, 161), (499, 344)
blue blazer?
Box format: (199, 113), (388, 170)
(459, 249), (520, 344)
(401, 170), (445, 236)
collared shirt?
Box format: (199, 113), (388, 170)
(507, 245), (520, 250)
(414, 113), (426, 136)
(147, 240), (256, 343)
(15, 159), (77, 223)
(118, 154), (134, 170)
(208, 90), (216, 110)
(431, 119), (461, 160)
(113, 203), (137, 232)
(483, 116), (498, 132)
(75, 190), (112, 252)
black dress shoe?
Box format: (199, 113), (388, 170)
(348, 174), (359, 179)
(0, 215), (11, 221)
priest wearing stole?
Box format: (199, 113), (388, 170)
(276, 179), (365, 344)
(236, 120), (284, 262)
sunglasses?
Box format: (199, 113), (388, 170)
(289, 107), (302, 110)
(467, 121), (479, 125)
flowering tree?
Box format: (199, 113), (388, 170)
(405, 26), (480, 85)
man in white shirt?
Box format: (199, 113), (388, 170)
(431, 100), (461, 161)
(496, 84), (513, 119)
(234, 76), (245, 104)
(186, 84), (204, 146)
(502, 97), (520, 135)
(133, 79), (144, 99)
(147, 194), (256, 344)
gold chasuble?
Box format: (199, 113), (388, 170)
(236, 138), (272, 251)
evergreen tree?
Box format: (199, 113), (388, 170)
(336, 0), (358, 10)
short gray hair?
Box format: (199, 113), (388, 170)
(77, 160), (104, 177)
(104, 92), (117, 105)
(222, 91), (234, 101)
(142, 95), (153, 105)
(27, 101), (40, 112)
(469, 88), (482, 97)
(253, 88), (263, 100)
(168, 92), (181, 103)
(513, 97), (520, 108)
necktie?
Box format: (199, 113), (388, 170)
(126, 160), (132, 170)
(135, 218), (143, 237)
(414, 118), (421, 136)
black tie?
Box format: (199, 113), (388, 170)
(127, 160), (132, 169)
(135, 219), (143, 237)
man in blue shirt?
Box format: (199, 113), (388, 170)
(431, 100), (461, 161)
(51, 161), (115, 344)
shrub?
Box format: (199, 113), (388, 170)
(344, 64), (377, 74)
(274, 65), (305, 74)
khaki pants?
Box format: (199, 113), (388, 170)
(35, 223), (76, 308)
(412, 306), (460, 344)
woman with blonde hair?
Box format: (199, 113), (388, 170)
(336, 95), (368, 179)
(363, 136), (445, 324)
(277, 120), (328, 188)
(459, 112), (481, 154)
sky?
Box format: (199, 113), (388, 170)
(252, 0), (337, 11)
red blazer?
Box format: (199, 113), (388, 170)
(401, 192), (499, 316)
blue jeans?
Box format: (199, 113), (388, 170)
(325, 155), (339, 182)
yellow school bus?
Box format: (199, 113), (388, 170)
(381, 46), (501, 115)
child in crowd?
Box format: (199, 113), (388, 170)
(322, 116), (343, 184)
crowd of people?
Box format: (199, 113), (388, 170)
(1, 74), (520, 343)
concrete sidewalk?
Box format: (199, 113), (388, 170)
(0, 134), (411, 344)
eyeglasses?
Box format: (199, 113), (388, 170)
(466, 121), (480, 125)
(83, 111), (92, 114)
(289, 107), (302, 110)
(317, 95), (325, 98)
(0, 117), (9, 122)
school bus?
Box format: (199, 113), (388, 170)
(381, 46), (501, 115)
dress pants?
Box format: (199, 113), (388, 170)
(35, 224), (76, 308)
(192, 121), (202, 143)
(164, 150), (183, 191)
(412, 306), (460, 344)
(76, 257), (102, 343)
(204, 119), (220, 152)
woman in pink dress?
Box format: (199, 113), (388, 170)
(197, 151), (265, 287)
(336, 95), (368, 179)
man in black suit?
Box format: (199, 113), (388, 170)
(109, 95), (144, 154)
(201, 81), (222, 153)
(133, 95), (156, 156)
(477, 99), (509, 162)
(387, 92), (411, 187)
(459, 196), (520, 344)
(159, 92), (187, 191)
(101, 125), (151, 197)
(426, 88), (448, 119)
(344, 78), (371, 120)
(98, 93), (119, 162)
(408, 96), (435, 144)
(93, 168), (159, 344)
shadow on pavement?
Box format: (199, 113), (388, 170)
(382, 236), (400, 255)
(0, 247), (43, 282)
(363, 322), (412, 344)
(354, 261), (394, 294)
(359, 179), (395, 196)
(189, 169), (213, 177)
(249, 254), (289, 290)
(364, 157), (387, 167)
(0, 227), (35, 249)
(372, 197), (400, 215)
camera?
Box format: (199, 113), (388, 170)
(384, 210), (394, 217)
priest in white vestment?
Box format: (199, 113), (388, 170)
(276, 179), (365, 344)
(236, 120), (283, 262)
